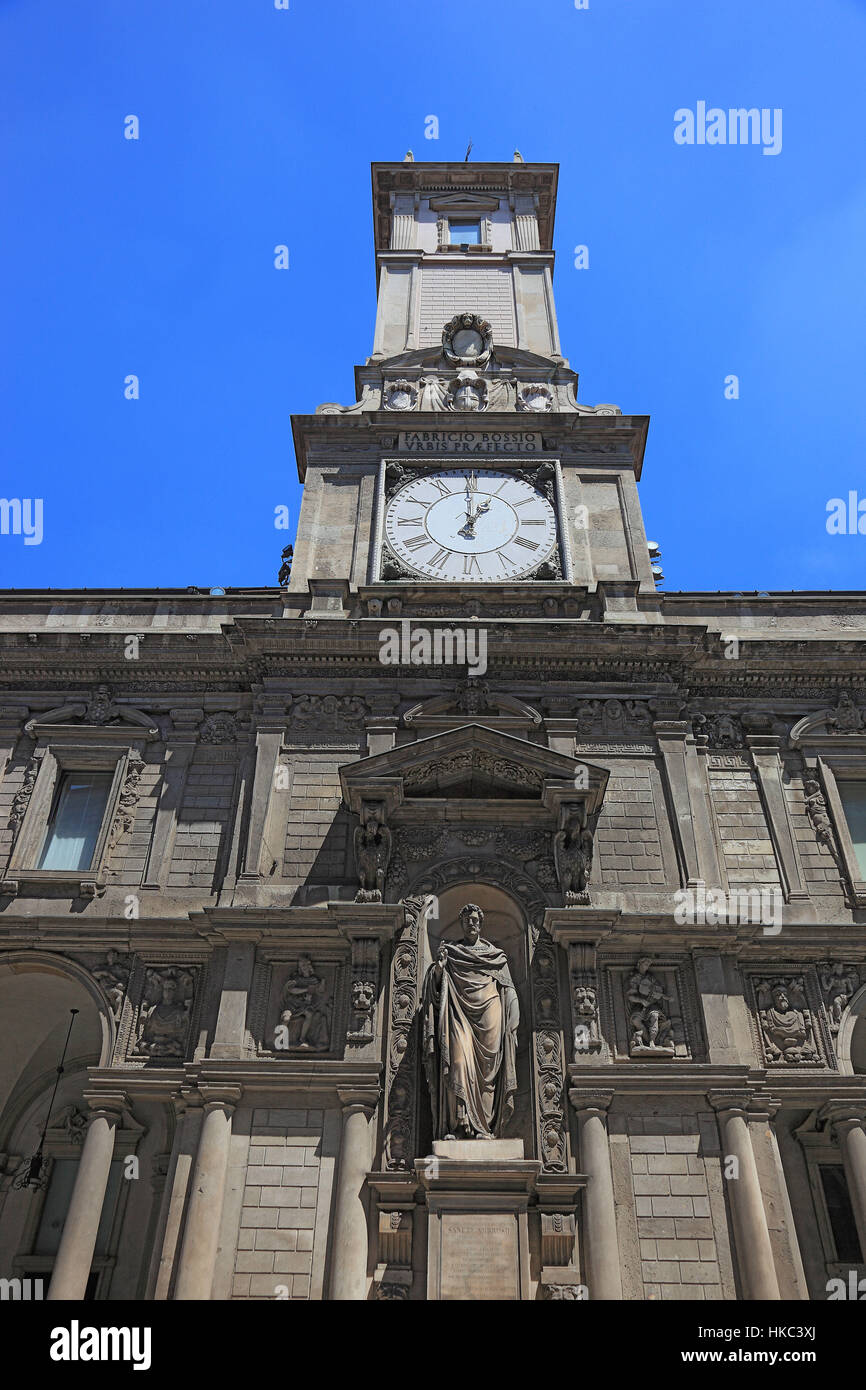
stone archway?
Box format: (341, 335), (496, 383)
(836, 980), (866, 1075)
(0, 952), (115, 1296)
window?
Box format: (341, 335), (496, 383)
(837, 781), (866, 879)
(819, 1165), (863, 1263)
(38, 771), (112, 871)
(449, 219), (481, 245)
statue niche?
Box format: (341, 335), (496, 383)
(421, 902), (519, 1141)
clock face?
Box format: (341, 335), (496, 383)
(384, 468), (558, 582)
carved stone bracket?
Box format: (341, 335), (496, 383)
(346, 936), (380, 1045)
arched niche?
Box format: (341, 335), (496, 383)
(417, 880), (538, 1156)
(0, 952), (114, 1140)
(836, 980), (866, 1075)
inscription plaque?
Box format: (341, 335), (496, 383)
(398, 430), (543, 455)
(439, 1211), (520, 1300)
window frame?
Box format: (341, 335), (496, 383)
(448, 217), (482, 246)
(798, 1126), (866, 1278)
(4, 734), (137, 896)
(816, 756), (866, 907)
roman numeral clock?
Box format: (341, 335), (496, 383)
(379, 463), (567, 583)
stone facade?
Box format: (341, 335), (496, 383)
(0, 157), (865, 1301)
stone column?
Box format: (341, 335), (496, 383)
(822, 1104), (866, 1260)
(47, 1092), (128, 1300)
(569, 1089), (622, 1300)
(709, 1091), (780, 1300)
(174, 1086), (241, 1301)
(330, 1088), (377, 1300)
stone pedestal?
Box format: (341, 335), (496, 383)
(416, 1140), (541, 1300)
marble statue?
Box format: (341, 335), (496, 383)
(421, 903), (519, 1140)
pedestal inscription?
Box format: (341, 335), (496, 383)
(440, 1212), (519, 1301)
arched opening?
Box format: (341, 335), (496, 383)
(0, 955), (114, 1298)
(836, 980), (866, 1075)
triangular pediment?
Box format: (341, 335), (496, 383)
(340, 723), (607, 816)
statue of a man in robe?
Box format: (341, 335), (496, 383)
(422, 903), (519, 1141)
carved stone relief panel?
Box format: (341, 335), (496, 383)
(250, 956), (344, 1058)
(113, 958), (204, 1065)
(744, 968), (833, 1068)
(600, 957), (701, 1062)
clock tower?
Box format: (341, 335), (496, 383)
(290, 156), (658, 617)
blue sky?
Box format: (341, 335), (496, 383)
(1, 0), (864, 593)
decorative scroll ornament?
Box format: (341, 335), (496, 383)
(9, 757), (39, 836)
(25, 685), (159, 737)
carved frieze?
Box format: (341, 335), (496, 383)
(574, 699), (653, 740)
(286, 695), (368, 741)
